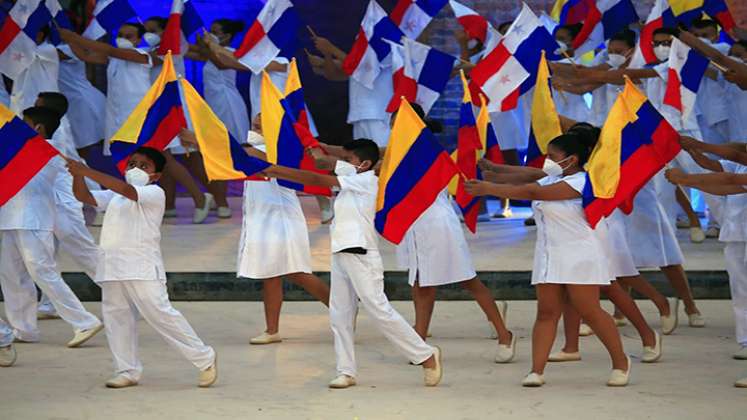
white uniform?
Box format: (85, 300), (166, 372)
(329, 171), (434, 377)
(249, 58), (289, 120)
(718, 161), (747, 347)
(203, 48), (250, 142)
(104, 49), (152, 155)
(237, 179), (312, 279)
(0, 157), (101, 342)
(0, 317), (12, 347)
(348, 69), (392, 147)
(599, 210), (639, 278)
(725, 74), (747, 141)
(396, 191), (476, 286)
(531, 172), (612, 285)
(9, 42), (59, 114)
(553, 59), (591, 123)
(57, 44), (106, 149)
(92, 185), (214, 381)
(695, 43), (730, 146)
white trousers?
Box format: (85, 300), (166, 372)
(329, 251), (434, 377)
(101, 280), (215, 381)
(0, 316), (12, 347)
(725, 242), (747, 347)
(0, 230), (100, 341)
(38, 203), (101, 315)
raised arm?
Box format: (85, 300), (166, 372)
(65, 157), (139, 201)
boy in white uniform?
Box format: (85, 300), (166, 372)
(0, 317), (17, 367)
(0, 107), (103, 346)
(266, 139), (443, 389)
(65, 146), (217, 389)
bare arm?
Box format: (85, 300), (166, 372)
(59, 29), (150, 64)
(61, 33), (108, 64)
(65, 158), (139, 201)
(679, 31), (747, 79)
(687, 148), (724, 172)
(482, 171), (545, 185)
(71, 173), (97, 207)
(464, 177), (582, 201)
(478, 159), (546, 176)
(264, 164), (340, 188)
(681, 136), (747, 165)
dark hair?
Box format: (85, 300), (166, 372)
(409, 102), (444, 134)
(214, 18), (245, 38)
(653, 27), (678, 38)
(37, 92), (68, 116)
(556, 23), (583, 40)
(690, 18), (718, 31)
(498, 21), (513, 35)
(609, 29), (636, 48)
(548, 127), (598, 167)
(344, 139), (380, 168)
(133, 146), (166, 172)
(146, 16), (168, 30)
(122, 22), (146, 38)
(23, 106), (61, 138)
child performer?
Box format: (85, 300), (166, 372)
(0, 107), (103, 346)
(466, 133), (630, 387)
(265, 139), (443, 388)
(65, 147), (217, 389)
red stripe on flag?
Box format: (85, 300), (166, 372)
(457, 15), (487, 43)
(114, 106), (187, 173)
(663, 68), (683, 112)
(342, 28), (369, 76)
(158, 13), (183, 55)
(0, 18), (22, 55)
(390, 0), (413, 25)
(639, 17), (662, 65)
(714, 11), (735, 32)
(470, 43), (511, 88)
(485, 145), (504, 164)
(387, 69), (418, 112)
(500, 87), (520, 112)
(234, 20), (266, 58)
(0, 136), (58, 205)
(571, 1), (601, 50)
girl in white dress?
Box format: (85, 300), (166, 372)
(466, 132), (630, 387)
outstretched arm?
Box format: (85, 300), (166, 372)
(59, 29), (150, 64)
(666, 168), (747, 193)
(464, 177), (581, 201)
(264, 164), (340, 188)
(681, 136), (747, 165)
(65, 157), (139, 201)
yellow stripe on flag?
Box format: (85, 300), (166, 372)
(0, 103), (15, 127)
(531, 50), (562, 155)
(284, 57), (302, 96)
(259, 71), (286, 164)
(550, 0), (566, 22)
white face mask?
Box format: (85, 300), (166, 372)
(143, 32), (161, 47)
(607, 53), (627, 68)
(654, 45), (670, 62)
(116, 37), (135, 49)
(125, 167), (151, 186)
(335, 160), (360, 176)
(542, 156), (572, 177)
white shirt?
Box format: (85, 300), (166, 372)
(105, 48), (153, 141)
(249, 58), (289, 120)
(57, 44), (106, 148)
(0, 156), (62, 231)
(347, 66), (393, 123)
(695, 42), (730, 127)
(718, 161), (747, 243)
(726, 74), (747, 141)
(331, 170), (379, 253)
(92, 185), (166, 282)
(10, 42), (59, 114)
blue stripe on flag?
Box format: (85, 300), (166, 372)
(0, 118), (38, 170)
(680, 50), (709, 93)
(415, 0), (448, 17)
(181, 1), (204, 37)
(97, 0), (137, 34)
(370, 17), (404, 62)
(22, 2), (52, 40)
(600, 0), (638, 40)
(417, 48), (456, 93)
(266, 7), (299, 57)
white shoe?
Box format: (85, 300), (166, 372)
(548, 351), (581, 362)
(522, 372), (545, 387)
(736, 377), (747, 388)
(607, 356), (631, 387)
(37, 311), (60, 320)
(579, 323), (594, 337)
(216, 206), (232, 219)
(705, 226), (720, 238)
(689, 227), (705, 243)
(661, 298), (679, 335)
(249, 332), (282, 345)
(733, 346), (747, 360)
(675, 218), (690, 229)
(688, 312), (705, 328)
(0, 345), (17, 367)
(613, 316), (628, 327)
(642, 331), (662, 363)
(163, 208), (177, 218)
(199, 356), (217, 388)
(423, 346), (443, 387)
(193, 193), (214, 224)
(105, 374), (138, 389)
(67, 323), (103, 348)
(495, 332), (516, 363)
(91, 211), (105, 227)
(328, 374), (356, 389)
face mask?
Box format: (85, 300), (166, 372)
(335, 160), (359, 176)
(143, 32), (161, 47)
(125, 167), (151, 186)
(116, 37), (134, 49)
(607, 53), (627, 68)
(654, 45), (670, 62)
(542, 156), (572, 177)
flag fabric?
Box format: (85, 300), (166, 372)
(526, 50), (562, 168)
(0, 102), (59, 205)
(550, 0), (589, 25)
(629, 0), (676, 68)
(571, 0), (639, 56)
(158, 0), (204, 56)
(233, 0), (298, 74)
(0, 3), (39, 79)
(469, 3), (560, 112)
(375, 98), (460, 244)
(539, 11), (559, 34)
(582, 78), (681, 228)
(109, 53), (187, 173)
(180, 78), (270, 181)
(342, 0), (404, 89)
(477, 95), (504, 164)
(449, 0), (488, 44)
(668, 0), (704, 27)
(702, 0), (735, 32)
(390, 0), (447, 40)
(386, 37), (456, 113)
(82, 0), (137, 40)
(663, 38), (709, 121)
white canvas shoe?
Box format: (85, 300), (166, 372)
(217, 206), (232, 219)
(163, 208), (178, 218)
(105, 374), (138, 389)
(607, 356), (631, 387)
(688, 312), (705, 328)
(735, 377), (747, 388)
(733, 346), (747, 360)
(579, 323), (594, 337)
(661, 298), (679, 335)
(199, 356), (218, 388)
(328, 375), (356, 389)
(249, 332), (282, 345)
(67, 323), (103, 348)
(613, 316), (628, 327)
(193, 193), (214, 224)
(522, 372), (545, 387)
(689, 227), (705, 243)
(423, 346), (443, 387)
(641, 332), (662, 363)
(495, 332), (516, 363)
(0, 345), (17, 367)
(548, 351), (581, 362)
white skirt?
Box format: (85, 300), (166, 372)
(601, 210), (639, 278)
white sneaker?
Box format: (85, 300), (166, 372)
(607, 356), (631, 387)
(736, 377), (747, 388)
(661, 298), (679, 335)
(522, 372), (545, 387)
(705, 226), (720, 238)
(163, 208), (178, 218)
(548, 351), (581, 362)
(216, 206), (232, 219)
(328, 374), (356, 389)
(613, 316), (628, 327)
(199, 356), (218, 388)
(249, 331), (282, 345)
(423, 346), (443, 387)
(0, 345), (17, 367)
(689, 227), (706, 243)
(688, 312), (705, 328)
(642, 331), (662, 363)
(495, 332), (516, 363)
(105, 374), (138, 389)
(193, 193), (214, 224)
(733, 346), (747, 360)
(67, 323), (104, 348)
(579, 323), (594, 337)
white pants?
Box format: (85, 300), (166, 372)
(353, 119), (391, 147)
(101, 280), (215, 381)
(329, 251), (434, 377)
(0, 317), (12, 347)
(0, 230), (101, 341)
(725, 242), (747, 347)
(39, 203), (101, 315)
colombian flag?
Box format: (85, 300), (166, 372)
(478, 95), (504, 165)
(550, 0), (589, 25)
(0, 103), (59, 205)
(526, 50), (562, 168)
(180, 78), (270, 181)
(110, 52), (186, 173)
(376, 98), (460, 244)
(669, 0), (735, 31)
(582, 78), (681, 228)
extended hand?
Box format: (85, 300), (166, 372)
(178, 128), (199, 148)
(464, 179), (492, 197)
(62, 155), (89, 177)
(664, 168), (687, 185)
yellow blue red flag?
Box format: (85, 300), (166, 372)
(526, 50), (562, 168)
